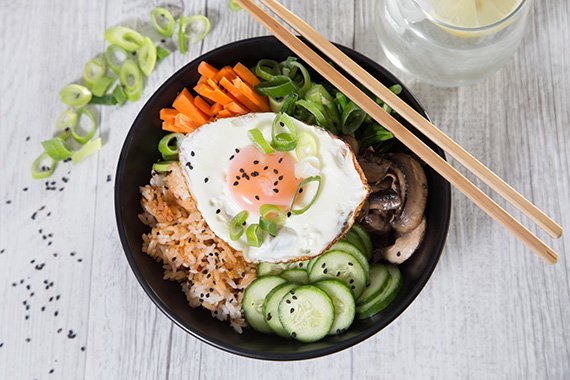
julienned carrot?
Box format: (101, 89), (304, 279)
(194, 95), (213, 116)
(173, 88), (209, 124)
(210, 102), (223, 115)
(233, 77), (270, 111)
(198, 61), (219, 79)
(174, 113), (198, 132)
(162, 120), (177, 132)
(225, 101), (249, 115)
(217, 109), (233, 118)
(218, 76), (262, 112)
(214, 66), (237, 83)
(233, 63), (260, 87)
(160, 108), (178, 122)
(194, 83), (233, 105)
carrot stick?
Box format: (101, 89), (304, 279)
(173, 88), (209, 124)
(214, 66), (237, 83)
(210, 103), (223, 115)
(160, 108), (178, 122)
(219, 77), (262, 112)
(162, 120), (178, 132)
(233, 62), (260, 87)
(194, 95), (213, 116)
(194, 83), (233, 105)
(198, 61), (219, 79)
(225, 101), (249, 115)
(174, 113), (198, 132)
(233, 77), (270, 111)
(216, 109), (233, 118)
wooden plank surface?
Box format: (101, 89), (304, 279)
(0, 0), (568, 379)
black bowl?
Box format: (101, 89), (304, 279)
(115, 36), (451, 360)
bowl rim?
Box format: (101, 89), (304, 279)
(115, 35), (451, 361)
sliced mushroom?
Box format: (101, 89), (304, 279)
(386, 153), (428, 233)
(341, 135), (359, 153)
(358, 159), (391, 183)
(376, 217), (426, 264)
(368, 190), (402, 211)
(362, 210), (392, 235)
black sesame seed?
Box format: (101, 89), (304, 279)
(299, 188), (303, 193)
(396, 251), (401, 257)
(81, 346), (86, 352)
(351, 285), (356, 290)
(278, 158), (283, 164)
(5, 200), (11, 204)
(229, 155), (235, 160)
(321, 263), (326, 268)
(216, 209), (221, 214)
(273, 188), (279, 193)
(273, 181), (279, 186)
(348, 262), (353, 266)
(235, 148), (240, 153)
(291, 332), (297, 338)
(286, 299), (291, 304)
(292, 295), (297, 300)
(253, 160), (259, 164)
(233, 181), (239, 186)
(290, 308), (295, 313)
(349, 279), (354, 284)
(287, 212), (291, 217)
(239, 168), (245, 173)
(323, 268), (328, 274)
(191, 151), (195, 157)
(273, 169), (279, 174)
(336, 272), (341, 277)
(263, 166), (268, 170)
(278, 176), (284, 180)
(255, 195), (260, 201)
(202, 269), (208, 275)
(23, 187), (28, 191)
(204, 177), (209, 183)
(267, 313), (272, 321)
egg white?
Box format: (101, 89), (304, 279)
(179, 112), (368, 263)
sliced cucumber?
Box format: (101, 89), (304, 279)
(350, 224), (373, 258)
(278, 285), (334, 342)
(263, 282), (298, 337)
(308, 250), (367, 298)
(343, 230), (367, 258)
(330, 242), (370, 281)
(257, 262), (289, 276)
(280, 268), (309, 284)
(307, 256), (319, 273)
(315, 279), (355, 335)
(242, 276), (287, 333)
(357, 264), (390, 306)
(287, 260), (310, 270)
(356, 265), (403, 319)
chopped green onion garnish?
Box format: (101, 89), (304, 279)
(104, 26), (144, 52)
(295, 132), (318, 160)
(119, 59), (144, 102)
(335, 92), (348, 112)
(151, 160), (176, 173)
(59, 84), (92, 107)
(247, 128), (274, 154)
(178, 15), (211, 54)
(151, 7), (176, 37)
(31, 152), (57, 180)
(83, 57), (106, 86)
(295, 99), (331, 132)
(70, 108), (97, 144)
(259, 218), (280, 237)
(41, 138), (73, 161)
(285, 61), (311, 96)
(289, 176), (322, 215)
(137, 37), (157, 76)
(90, 76), (115, 97)
(389, 84), (402, 95)
(90, 94), (117, 106)
(158, 133), (184, 160)
(358, 123), (394, 150)
(246, 224), (266, 247)
(228, 0), (242, 11)
(230, 210), (249, 240)
(341, 101), (366, 134)
(156, 46), (170, 61)
(56, 108), (78, 131)
(254, 75), (297, 98)
(105, 45), (128, 74)
(112, 85), (127, 106)
(259, 204), (286, 237)
(271, 113), (297, 152)
(255, 59), (280, 81)
(72, 137), (102, 164)
(178, 16), (188, 54)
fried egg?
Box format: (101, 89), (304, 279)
(179, 112), (368, 263)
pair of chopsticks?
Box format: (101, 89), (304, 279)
(235, 0), (563, 263)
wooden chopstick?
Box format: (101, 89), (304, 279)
(236, 0), (559, 264)
(257, 0), (563, 240)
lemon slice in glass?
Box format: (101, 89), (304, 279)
(422, 0), (523, 37)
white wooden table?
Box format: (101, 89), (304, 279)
(1, 1), (569, 378)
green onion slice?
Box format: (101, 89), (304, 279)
(90, 76), (115, 97)
(60, 84), (92, 108)
(56, 108), (78, 131)
(90, 95), (116, 106)
(112, 85), (127, 106)
(228, 0), (242, 11)
(158, 133), (184, 160)
(335, 92), (348, 112)
(295, 132), (318, 160)
(295, 99), (333, 132)
(179, 15), (211, 54)
(137, 37), (157, 76)
(289, 176), (322, 215)
(285, 61), (311, 96)
(151, 7), (176, 37)
(105, 45), (128, 74)
(358, 123), (394, 150)
(70, 108), (97, 144)
(41, 138), (73, 161)
(341, 101), (366, 134)
(72, 137), (102, 164)
(255, 59), (281, 81)
(247, 128), (274, 154)
(254, 75), (297, 98)
(230, 210), (249, 240)
(151, 160), (176, 173)
(246, 224), (266, 247)
(271, 113), (297, 152)
(259, 204), (286, 237)
(83, 57), (106, 86)
(119, 59), (144, 102)
(156, 46), (170, 61)
(389, 84), (402, 95)
(31, 152), (57, 180)
(104, 26), (144, 52)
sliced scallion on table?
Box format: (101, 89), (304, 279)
(90, 76), (115, 97)
(119, 59), (144, 101)
(104, 26), (144, 52)
(151, 7), (176, 37)
(41, 138), (73, 161)
(156, 46), (170, 61)
(178, 15), (211, 54)
(105, 44), (129, 74)
(137, 37), (157, 76)
(230, 210), (249, 241)
(60, 84), (92, 107)
(56, 108), (78, 131)
(111, 85), (127, 106)
(31, 152), (57, 179)
(70, 108), (97, 144)
(83, 57), (106, 86)
(228, 0), (242, 11)
(71, 137), (102, 164)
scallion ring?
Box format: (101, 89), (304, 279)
(228, 0), (242, 11)
(56, 108), (78, 131)
(119, 59), (144, 102)
(179, 15), (211, 54)
(246, 224), (266, 247)
(72, 137), (102, 164)
(247, 128), (274, 154)
(59, 84), (92, 108)
(105, 45), (128, 74)
(230, 210), (249, 241)
(158, 133), (184, 160)
(31, 152), (57, 180)
(289, 176), (322, 215)
(151, 7), (176, 37)
(41, 138), (73, 161)
(341, 101), (367, 134)
(151, 160), (176, 173)
(286, 61), (311, 96)
(335, 92), (348, 113)
(259, 204), (286, 237)
(104, 26), (144, 52)
(90, 76), (115, 97)
(137, 37), (157, 76)
(255, 59), (281, 81)
(295, 132), (318, 160)
(271, 113), (297, 152)
(254, 75), (297, 98)
(389, 84), (402, 95)
(112, 85), (127, 106)
(70, 108), (97, 144)
(83, 57), (106, 86)
(295, 99), (332, 132)
(156, 46), (170, 61)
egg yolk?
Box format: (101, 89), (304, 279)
(227, 145), (301, 213)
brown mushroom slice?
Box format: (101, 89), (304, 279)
(341, 135), (359, 153)
(362, 210), (392, 234)
(358, 159), (391, 183)
(387, 153), (428, 233)
(377, 217), (426, 264)
(368, 190), (402, 211)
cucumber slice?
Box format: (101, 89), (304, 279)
(257, 262), (289, 276)
(287, 260), (310, 270)
(356, 265), (403, 319)
(307, 256), (319, 273)
(280, 268), (309, 284)
(343, 230), (367, 258)
(278, 285), (334, 342)
(308, 251), (367, 298)
(356, 264), (390, 306)
(243, 276), (287, 333)
(263, 283), (298, 337)
(350, 224), (373, 258)
(329, 242), (370, 281)
(315, 279), (356, 335)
